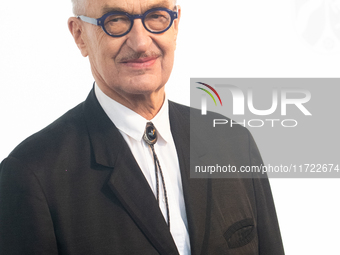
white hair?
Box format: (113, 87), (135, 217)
(71, 0), (177, 16)
(71, 0), (86, 16)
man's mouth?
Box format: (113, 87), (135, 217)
(121, 56), (158, 68)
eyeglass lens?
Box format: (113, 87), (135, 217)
(104, 10), (171, 36)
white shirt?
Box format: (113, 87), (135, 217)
(95, 84), (191, 255)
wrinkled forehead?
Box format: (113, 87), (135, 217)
(86, 0), (176, 16)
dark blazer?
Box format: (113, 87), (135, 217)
(0, 89), (284, 255)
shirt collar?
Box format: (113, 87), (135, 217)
(94, 83), (171, 143)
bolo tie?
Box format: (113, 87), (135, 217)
(143, 122), (170, 229)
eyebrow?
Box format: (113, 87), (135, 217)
(101, 1), (174, 15)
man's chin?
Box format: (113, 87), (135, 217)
(125, 74), (163, 90)
(126, 83), (165, 96)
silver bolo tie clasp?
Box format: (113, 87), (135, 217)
(143, 122), (157, 145)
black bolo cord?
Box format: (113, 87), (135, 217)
(143, 122), (170, 229)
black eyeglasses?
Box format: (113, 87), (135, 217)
(78, 7), (178, 37)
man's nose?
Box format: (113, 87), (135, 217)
(126, 19), (152, 53)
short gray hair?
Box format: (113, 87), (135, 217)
(71, 0), (86, 16)
(71, 0), (177, 16)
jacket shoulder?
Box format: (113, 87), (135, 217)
(7, 102), (87, 165)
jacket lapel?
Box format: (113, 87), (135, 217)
(107, 142), (179, 255)
(169, 102), (209, 255)
(82, 89), (179, 255)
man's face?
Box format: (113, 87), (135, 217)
(78, 0), (180, 103)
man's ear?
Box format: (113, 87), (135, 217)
(173, 5), (181, 48)
(176, 5), (181, 25)
(68, 17), (88, 57)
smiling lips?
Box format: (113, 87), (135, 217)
(121, 56), (158, 68)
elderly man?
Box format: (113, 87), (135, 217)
(0, 0), (284, 254)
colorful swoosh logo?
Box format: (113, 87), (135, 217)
(196, 82), (223, 106)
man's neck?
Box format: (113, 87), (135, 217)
(96, 83), (166, 120)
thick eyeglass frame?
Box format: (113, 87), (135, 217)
(78, 7), (178, 37)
